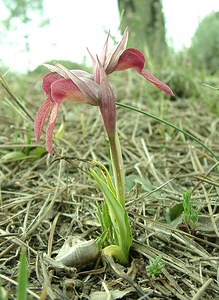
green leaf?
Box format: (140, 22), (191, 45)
(0, 283), (8, 300)
(54, 122), (65, 139)
(96, 201), (113, 246)
(17, 250), (28, 300)
(90, 168), (132, 262)
(125, 175), (161, 197)
(1, 151), (26, 161)
(29, 146), (46, 158)
(166, 203), (184, 225)
(146, 255), (165, 276)
(91, 160), (116, 195)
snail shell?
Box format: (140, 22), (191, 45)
(55, 236), (99, 267)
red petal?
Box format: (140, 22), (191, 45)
(34, 97), (53, 142)
(51, 77), (98, 105)
(115, 48), (174, 95)
(115, 48), (145, 72)
(42, 72), (63, 94)
(141, 69), (174, 96)
(46, 102), (59, 154)
(49, 64), (99, 103)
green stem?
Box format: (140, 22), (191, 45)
(102, 244), (128, 265)
(108, 131), (125, 207)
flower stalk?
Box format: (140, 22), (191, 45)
(108, 131), (125, 207)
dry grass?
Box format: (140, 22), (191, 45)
(0, 72), (219, 299)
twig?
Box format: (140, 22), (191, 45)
(202, 83), (219, 91)
(0, 74), (34, 122)
(191, 278), (213, 300)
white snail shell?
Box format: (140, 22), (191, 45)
(55, 236), (99, 267)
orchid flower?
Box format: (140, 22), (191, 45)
(35, 28), (173, 154)
(88, 27), (174, 96)
(34, 63), (99, 154)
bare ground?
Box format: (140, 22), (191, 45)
(0, 73), (219, 299)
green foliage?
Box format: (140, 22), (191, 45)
(189, 12), (219, 73)
(17, 250), (28, 300)
(2, 0), (44, 28)
(89, 160), (132, 265)
(182, 190), (199, 229)
(166, 191), (199, 230)
(0, 283), (8, 300)
(146, 255), (165, 277)
(165, 202), (184, 227)
(125, 174), (161, 198)
(0, 251), (28, 300)
(97, 201), (114, 247)
(0, 147), (46, 163)
(1, 151), (27, 161)
(164, 50), (205, 98)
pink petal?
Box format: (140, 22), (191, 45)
(115, 48), (144, 72)
(87, 47), (100, 83)
(34, 97), (53, 142)
(46, 102), (59, 154)
(101, 30), (110, 65)
(35, 68), (100, 154)
(98, 58), (116, 137)
(49, 64), (99, 102)
(43, 64), (93, 79)
(43, 64), (69, 78)
(105, 27), (129, 74)
(42, 72), (63, 94)
(34, 73), (62, 144)
(115, 48), (174, 96)
(87, 28), (129, 82)
(87, 31), (110, 84)
(51, 77), (98, 105)
(70, 70), (93, 79)
(46, 77), (91, 152)
(77, 75), (99, 100)
(140, 69), (174, 96)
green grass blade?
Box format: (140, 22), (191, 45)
(116, 102), (218, 161)
(96, 201), (112, 245)
(0, 75), (34, 122)
(0, 282), (8, 300)
(91, 160), (116, 195)
(17, 250), (28, 300)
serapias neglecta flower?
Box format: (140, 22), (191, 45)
(34, 63), (100, 154)
(88, 27), (174, 96)
(34, 27), (174, 154)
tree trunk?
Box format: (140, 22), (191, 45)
(118, 0), (167, 61)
